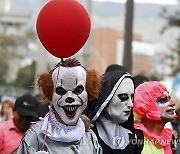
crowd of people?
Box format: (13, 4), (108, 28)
(1, 0), (179, 153)
(0, 60), (180, 154)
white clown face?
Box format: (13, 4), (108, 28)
(52, 66), (87, 125)
(108, 78), (134, 123)
(156, 92), (176, 120)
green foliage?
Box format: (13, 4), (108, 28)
(0, 29), (37, 86)
(160, 7), (180, 33)
(171, 37), (180, 75)
(11, 61), (36, 88)
(149, 73), (162, 81)
(160, 2), (180, 76)
(0, 33), (25, 83)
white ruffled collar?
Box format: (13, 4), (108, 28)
(41, 112), (85, 143)
(49, 113), (76, 133)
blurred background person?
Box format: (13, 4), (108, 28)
(0, 100), (14, 123)
(0, 93), (38, 154)
(170, 93), (180, 154)
(133, 74), (149, 89)
(105, 64), (128, 73)
(34, 93), (50, 119)
(34, 93), (47, 105)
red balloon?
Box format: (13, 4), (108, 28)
(36, 0), (91, 58)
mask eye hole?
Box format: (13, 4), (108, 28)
(118, 93), (129, 101)
(56, 87), (67, 95)
(73, 85), (84, 95)
(156, 96), (170, 104)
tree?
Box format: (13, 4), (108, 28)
(160, 1), (180, 76)
(123, 0), (134, 73)
(0, 33), (24, 84)
(11, 61), (36, 88)
(0, 28), (38, 86)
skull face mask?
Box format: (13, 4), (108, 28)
(52, 65), (87, 125)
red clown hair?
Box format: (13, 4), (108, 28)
(36, 67), (100, 101)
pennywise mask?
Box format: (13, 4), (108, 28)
(108, 78), (134, 123)
(52, 65), (87, 125)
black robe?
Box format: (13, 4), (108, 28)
(86, 71), (138, 154)
(92, 124), (137, 154)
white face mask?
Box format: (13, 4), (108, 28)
(108, 78), (134, 123)
(52, 66), (87, 125)
(156, 92), (176, 120)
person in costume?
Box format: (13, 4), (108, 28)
(105, 64), (128, 73)
(17, 58), (102, 154)
(133, 74), (149, 89)
(134, 81), (176, 154)
(87, 70), (137, 154)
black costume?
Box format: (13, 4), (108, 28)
(87, 71), (138, 154)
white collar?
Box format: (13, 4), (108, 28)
(96, 115), (131, 149)
(41, 112), (85, 143)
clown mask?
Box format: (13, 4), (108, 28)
(52, 65), (87, 125)
(156, 91), (176, 120)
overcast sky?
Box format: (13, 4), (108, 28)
(94, 0), (179, 5)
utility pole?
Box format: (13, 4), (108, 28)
(123, 0), (134, 73)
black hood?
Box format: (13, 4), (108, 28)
(87, 71), (135, 133)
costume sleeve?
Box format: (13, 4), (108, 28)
(17, 139), (37, 154)
(89, 130), (103, 154)
(17, 123), (41, 154)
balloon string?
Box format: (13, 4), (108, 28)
(41, 64), (61, 151)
